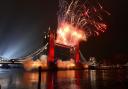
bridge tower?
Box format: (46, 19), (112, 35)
(48, 30), (55, 63)
(75, 44), (80, 64)
(48, 29), (80, 64)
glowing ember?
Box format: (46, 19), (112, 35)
(56, 22), (86, 46)
(57, 59), (76, 69)
(23, 57), (48, 70)
(56, 0), (109, 46)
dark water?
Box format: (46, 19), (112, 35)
(0, 69), (128, 89)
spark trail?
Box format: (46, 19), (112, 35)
(56, 0), (109, 47)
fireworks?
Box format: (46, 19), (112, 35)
(56, 22), (86, 46)
(56, 0), (109, 46)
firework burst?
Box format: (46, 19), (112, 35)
(56, 0), (109, 46)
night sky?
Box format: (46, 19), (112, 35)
(81, 0), (128, 58)
(0, 0), (127, 59)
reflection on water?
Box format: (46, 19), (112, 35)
(0, 69), (128, 89)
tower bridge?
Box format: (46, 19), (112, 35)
(0, 29), (92, 70)
(19, 30), (91, 70)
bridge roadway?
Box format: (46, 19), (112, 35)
(0, 61), (23, 64)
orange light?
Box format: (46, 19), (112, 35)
(23, 58), (48, 70)
(57, 59), (76, 69)
(56, 22), (86, 47)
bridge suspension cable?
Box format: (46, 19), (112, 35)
(19, 43), (48, 59)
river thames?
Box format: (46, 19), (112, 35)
(0, 69), (128, 89)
